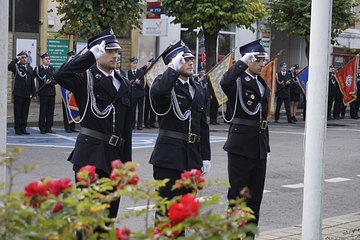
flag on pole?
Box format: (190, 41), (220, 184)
(260, 59), (277, 116)
(61, 87), (80, 124)
(207, 51), (234, 106)
(335, 55), (359, 105)
(297, 66), (309, 96)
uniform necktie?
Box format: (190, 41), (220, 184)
(133, 70), (136, 75)
(109, 76), (120, 91)
(184, 82), (194, 99)
(282, 72), (285, 76)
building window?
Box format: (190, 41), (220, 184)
(11, 0), (40, 33)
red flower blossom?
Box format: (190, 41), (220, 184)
(77, 165), (97, 184)
(48, 178), (72, 196)
(52, 202), (63, 214)
(153, 222), (180, 238)
(115, 227), (131, 240)
(175, 169), (205, 190)
(24, 181), (49, 198)
(168, 194), (199, 226)
(230, 209), (248, 228)
(111, 160), (123, 169)
(128, 175), (139, 186)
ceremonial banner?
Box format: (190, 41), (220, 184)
(297, 66), (309, 96)
(207, 52), (234, 106)
(260, 59), (277, 116)
(61, 87), (80, 124)
(335, 55), (358, 105)
(144, 57), (167, 87)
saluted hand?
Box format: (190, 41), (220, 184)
(240, 52), (258, 65)
(90, 40), (106, 60)
(168, 51), (185, 71)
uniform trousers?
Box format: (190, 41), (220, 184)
(227, 152), (267, 225)
(38, 95), (55, 131)
(13, 95), (31, 132)
(275, 97), (291, 122)
(131, 96), (144, 128)
(62, 101), (76, 131)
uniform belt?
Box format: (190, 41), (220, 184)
(232, 118), (268, 130)
(159, 129), (201, 144)
(80, 127), (125, 147)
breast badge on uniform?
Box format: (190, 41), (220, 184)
(95, 74), (102, 79)
(244, 76), (252, 82)
(247, 100), (253, 106)
(250, 94), (255, 100)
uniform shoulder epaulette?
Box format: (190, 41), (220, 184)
(244, 76), (252, 82)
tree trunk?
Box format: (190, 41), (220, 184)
(203, 30), (219, 72)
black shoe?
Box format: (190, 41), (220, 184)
(45, 130), (56, 134)
(65, 129), (72, 133)
(21, 130), (30, 135)
(144, 125), (151, 128)
(71, 129), (79, 132)
(292, 116), (298, 122)
(137, 126), (143, 130)
(15, 130), (22, 135)
(40, 130), (46, 134)
(288, 120), (296, 124)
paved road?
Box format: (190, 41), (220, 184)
(6, 118), (360, 234)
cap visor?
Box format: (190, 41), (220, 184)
(105, 43), (121, 49)
(183, 53), (195, 58)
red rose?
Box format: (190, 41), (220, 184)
(153, 222), (180, 238)
(128, 175), (139, 186)
(177, 169), (205, 190)
(77, 165), (97, 184)
(52, 202), (63, 214)
(168, 194), (199, 226)
(24, 181), (49, 198)
(115, 227), (131, 240)
(48, 178), (72, 196)
(111, 160), (123, 169)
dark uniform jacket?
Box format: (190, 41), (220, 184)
(8, 59), (36, 98)
(149, 68), (211, 171)
(220, 60), (270, 160)
(328, 73), (338, 97)
(54, 51), (132, 174)
(290, 73), (302, 95)
(34, 65), (56, 96)
(128, 68), (146, 98)
(276, 71), (292, 98)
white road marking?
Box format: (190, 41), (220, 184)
(324, 177), (351, 183)
(282, 183), (304, 189)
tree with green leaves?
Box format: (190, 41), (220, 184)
(267, 0), (360, 60)
(161, 0), (268, 71)
(51, 0), (145, 39)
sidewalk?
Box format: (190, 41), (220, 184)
(6, 103), (360, 239)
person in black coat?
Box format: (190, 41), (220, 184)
(149, 41), (211, 211)
(289, 64), (302, 122)
(8, 50), (36, 135)
(220, 39), (270, 229)
(54, 28), (132, 220)
(141, 58), (158, 128)
(128, 57), (145, 130)
(275, 62), (295, 123)
(62, 50), (78, 133)
(34, 53), (57, 134)
(328, 65), (338, 120)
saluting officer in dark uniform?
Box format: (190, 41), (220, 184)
(150, 40), (211, 204)
(128, 57), (146, 130)
(8, 50), (36, 135)
(328, 65), (338, 120)
(54, 28), (132, 219)
(275, 62), (295, 123)
(220, 39), (270, 229)
(34, 53), (56, 134)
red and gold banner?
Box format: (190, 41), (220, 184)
(335, 55), (358, 105)
(260, 59), (277, 116)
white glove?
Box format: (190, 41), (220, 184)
(90, 40), (106, 60)
(240, 52), (258, 65)
(168, 51), (185, 71)
(267, 153), (270, 161)
(201, 160), (211, 175)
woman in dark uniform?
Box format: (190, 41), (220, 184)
(289, 64), (302, 122)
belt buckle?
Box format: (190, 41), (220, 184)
(188, 133), (197, 144)
(109, 135), (119, 146)
(261, 120), (268, 130)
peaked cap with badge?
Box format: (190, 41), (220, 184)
(17, 50), (28, 57)
(87, 27), (121, 50)
(239, 39), (268, 58)
(162, 40), (195, 65)
(40, 52), (50, 59)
